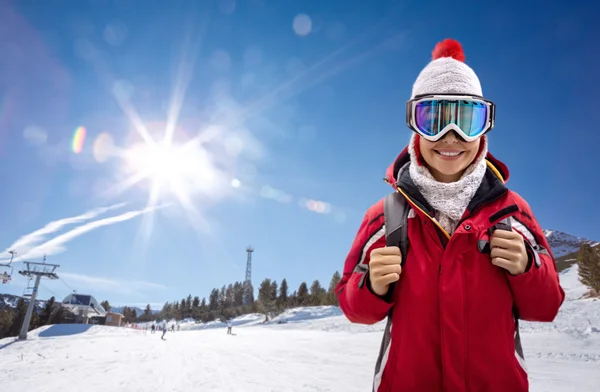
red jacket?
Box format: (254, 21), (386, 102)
(336, 148), (565, 392)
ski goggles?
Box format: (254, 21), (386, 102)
(406, 95), (495, 142)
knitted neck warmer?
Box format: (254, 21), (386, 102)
(407, 134), (488, 234)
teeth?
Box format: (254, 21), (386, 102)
(438, 151), (461, 157)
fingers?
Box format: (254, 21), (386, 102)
(376, 255), (404, 266)
(370, 246), (403, 266)
(373, 263), (402, 277)
(491, 228), (520, 240)
(368, 247), (403, 296)
(490, 235), (520, 251)
(369, 271), (400, 296)
(491, 256), (515, 273)
(371, 246), (401, 257)
(376, 272), (400, 287)
(490, 246), (514, 261)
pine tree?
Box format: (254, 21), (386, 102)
(159, 302), (173, 320)
(278, 278), (289, 308)
(122, 306), (133, 323)
(226, 284), (235, 309)
(270, 281), (278, 302)
(289, 290), (298, 307)
(578, 244), (600, 295)
(9, 298), (28, 336)
(160, 301), (169, 314)
(180, 298), (186, 320)
(142, 304), (153, 321)
(309, 280), (326, 305)
(186, 295), (192, 315)
(233, 282), (244, 307)
(327, 271), (342, 306)
(49, 303), (71, 325)
(297, 282), (309, 306)
(100, 300), (111, 312)
(258, 278), (275, 316)
(39, 296), (56, 326)
(0, 309), (15, 339)
(208, 289), (219, 311)
(192, 296), (200, 309)
(199, 297), (210, 322)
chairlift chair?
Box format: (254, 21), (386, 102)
(1, 250), (17, 284)
(0, 267), (12, 284)
(0, 264), (13, 284)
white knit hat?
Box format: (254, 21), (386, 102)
(411, 39), (482, 99)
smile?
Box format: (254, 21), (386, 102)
(434, 150), (464, 157)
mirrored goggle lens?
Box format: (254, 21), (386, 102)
(414, 100), (488, 138)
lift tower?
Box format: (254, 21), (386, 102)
(18, 260), (60, 340)
(243, 246), (254, 305)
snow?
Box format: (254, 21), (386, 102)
(1, 269), (599, 391)
(543, 229), (597, 258)
(0, 293), (45, 311)
(111, 305), (160, 316)
(559, 264), (590, 300)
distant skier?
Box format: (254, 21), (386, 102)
(151, 324), (156, 334)
(161, 322), (167, 340)
(227, 320), (233, 335)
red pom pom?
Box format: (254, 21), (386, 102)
(432, 39), (465, 62)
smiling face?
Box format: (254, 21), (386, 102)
(418, 131), (482, 183)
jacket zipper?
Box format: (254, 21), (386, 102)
(394, 186), (449, 279)
(394, 186), (451, 240)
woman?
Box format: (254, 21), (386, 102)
(336, 39), (564, 392)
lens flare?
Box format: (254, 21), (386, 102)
(72, 126), (87, 154)
(93, 132), (115, 163)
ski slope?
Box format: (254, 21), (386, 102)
(1, 267), (599, 392)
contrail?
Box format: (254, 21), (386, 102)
(0, 203), (126, 260)
(18, 204), (166, 261)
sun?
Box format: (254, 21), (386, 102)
(125, 142), (192, 185)
(120, 139), (220, 204)
(108, 136), (227, 239)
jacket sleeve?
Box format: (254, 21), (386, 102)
(507, 193), (565, 322)
(335, 200), (394, 324)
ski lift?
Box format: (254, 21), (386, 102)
(0, 250), (16, 284)
(23, 278), (35, 297)
(0, 267), (11, 284)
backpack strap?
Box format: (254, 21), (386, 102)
(383, 191), (410, 266)
(477, 217), (513, 254)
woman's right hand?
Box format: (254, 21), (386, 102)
(369, 246), (403, 296)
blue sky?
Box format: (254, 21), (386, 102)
(0, 0), (598, 308)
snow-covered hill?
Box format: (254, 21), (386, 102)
(110, 305), (160, 316)
(0, 293), (45, 311)
(544, 229), (597, 258)
(1, 266), (598, 392)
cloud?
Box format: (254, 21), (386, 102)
(60, 272), (167, 296)
(0, 203), (127, 260)
(16, 205), (166, 261)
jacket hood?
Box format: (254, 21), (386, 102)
(384, 145), (510, 188)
